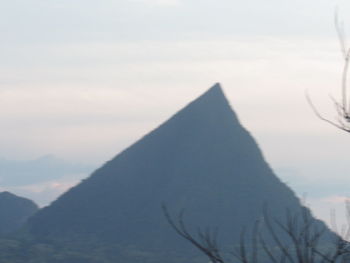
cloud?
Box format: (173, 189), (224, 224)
(17, 180), (78, 194)
(322, 195), (350, 205)
(1, 174), (86, 207)
(1, 0), (348, 46)
(130, 0), (181, 6)
(0, 156), (93, 206)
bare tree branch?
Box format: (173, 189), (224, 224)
(162, 204), (226, 263)
(163, 204), (350, 263)
(306, 12), (350, 133)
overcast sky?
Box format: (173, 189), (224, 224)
(1, 0), (350, 228)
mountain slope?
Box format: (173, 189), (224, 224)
(0, 192), (38, 235)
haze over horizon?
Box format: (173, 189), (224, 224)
(1, 0), (350, 227)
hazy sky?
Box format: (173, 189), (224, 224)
(1, 0), (350, 227)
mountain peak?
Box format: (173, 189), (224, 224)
(206, 82), (223, 94)
(167, 82), (238, 129)
(0, 191), (19, 199)
(194, 82), (226, 103)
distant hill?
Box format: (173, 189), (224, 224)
(0, 192), (38, 235)
(15, 84), (333, 262)
(0, 155), (95, 186)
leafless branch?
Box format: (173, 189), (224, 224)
(162, 204), (226, 263)
(163, 204), (350, 263)
(306, 12), (350, 133)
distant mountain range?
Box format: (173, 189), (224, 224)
(0, 155), (95, 187)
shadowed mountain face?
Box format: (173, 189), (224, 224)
(0, 192), (38, 235)
(26, 84), (330, 254)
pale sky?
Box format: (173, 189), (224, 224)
(1, 0), (350, 230)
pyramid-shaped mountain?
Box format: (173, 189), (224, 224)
(25, 84), (330, 259)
